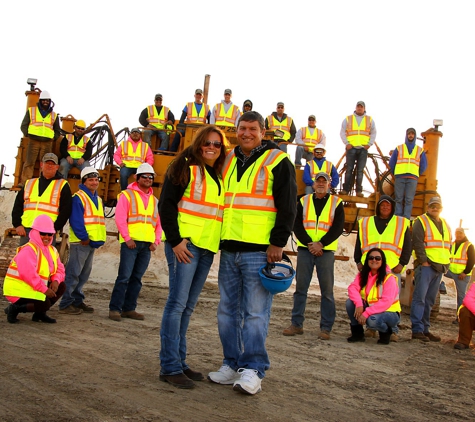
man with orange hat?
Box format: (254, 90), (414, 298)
(59, 120), (93, 179)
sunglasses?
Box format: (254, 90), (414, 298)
(140, 175), (154, 180)
(277, 106), (284, 109)
(429, 205), (442, 210)
(39, 232), (55, 237)
(367, 255), (382, 261)
(204, 140), (222, 148)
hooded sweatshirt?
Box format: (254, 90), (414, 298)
(389, 129), (427, 178)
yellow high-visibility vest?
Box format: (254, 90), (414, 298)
(69, 190), (106, 243)
(186, 102), (209, 124)
(346, 115), (372, 147)
(221, 149), (287, 244)
(394, 144), (423, 176)
(417, 214), (451, 264)
(3, 242), (59, 301)
(176, 165), (224, 253)
(214, 103), (238, 127)
(449, 241), (472, 275)
(301, 127), (323, 148)
(119, 189), (159, 243)
(308, 160), (333, 179)
(121, 141), (150, 169)
(358, 215), (409, 269)
(360, 273), (401, 312)
(21, 178), (67, 228)
(27, 107), (57, 139)
(147, 105), (170, 129)
(66, 134), (90, 159)
(296, 194), (342, 250)
(267, 115), (293, 141)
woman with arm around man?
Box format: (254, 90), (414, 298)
(158, 125), (228, 388)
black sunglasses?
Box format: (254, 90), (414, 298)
(203, 140), (222, 148)
(367, 255), (382, 261)
(39, 232), (54, 237)
(140, 175), (154, 180)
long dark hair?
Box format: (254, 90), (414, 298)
(167, 126), (228, 187)
(360, 247), (388, 288)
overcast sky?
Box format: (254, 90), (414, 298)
(1, 0), (473, 232)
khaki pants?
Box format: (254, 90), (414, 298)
(21, 139), (52, 183)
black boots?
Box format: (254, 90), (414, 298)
(32, 312), (56, 323)
(377, 328), (392, 345)
(347, 324), (365, 342)
(4, 304), (27, 324)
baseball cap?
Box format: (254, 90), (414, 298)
(130, 128), (141, 134)
(155, 93), (163, 100)
(428, 196), (443, 207)
(277, 101), (284, 107)
(42, 153), (58, 164)
(195, 89), (203, 95)
(308, 115), (316, 120)
(224, 89), (232, 94)
(356, 101), (366, 107)
(314, 172), (330, 182)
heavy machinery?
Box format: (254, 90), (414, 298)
(0, 76), (446, 315)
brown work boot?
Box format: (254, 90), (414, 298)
(365, 328), (377, 338)
(159, 373), (195, 389)
(183, 368), (204, 381)
(454, 342), (469, 350)
(318, 330), (331, 340)
(282, 324), (303, 336)
(411, 332), (430, 342)
(390, 333), (399, 342)
(121, 310), (145, 320)
(109, 311), (122, 322)
(76, 303), (94, 313)
(59, 305), (83, 315)
(424, 332), (441, 342)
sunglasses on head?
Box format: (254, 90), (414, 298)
(39, 232), (54, 237)
(367, 255), (382, 261)
(140, 175), (154, 180)
(203, 140), (222, 148)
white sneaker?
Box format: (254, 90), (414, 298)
(207, 365), (240, 385)
(233, 368), (262, 395)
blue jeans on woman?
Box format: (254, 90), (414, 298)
(217, 250), (273, 379)
(346, 299), (400, 332)
(160, 241), (214, 376)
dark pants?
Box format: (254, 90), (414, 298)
(457, 306), (475, 346)
(15, 282), (66, 312)
(343, 147), (368, 193)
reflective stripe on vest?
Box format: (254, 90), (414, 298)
(394, 144), (423, 176)
(221, 149), (287, 244)
(301, 127), (323, 147)
(214, 103), (238, 126)
(21, 178), (67, 228)
(66, 134), (90, 159)
(346, 115), (372, 147)
(27, 107), (57, 139)
(121, 141), (149, 168)
(267, 115), (293, 141)
(309, 160), (332, 179)
(119, 189), (159, 243)
(176, 165), (224, 253)
(147, 105), (169, 129)
(69, 190), (107, 243)
(297, 194), (341, 250)
(417, 214), (451, 264)
(186, 102), (209, 124)
(449, 241), (472, 275)
(360, 273), (401, 312)
(3, 242), (58, 301)
(358, 215), (408, 269)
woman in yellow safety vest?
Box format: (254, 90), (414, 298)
(158, 125), (228, 388)
(346, 248), (401, 345)
(3, 215), (66, 324)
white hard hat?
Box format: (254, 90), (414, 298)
(80, 166), (99, 180)
(39, 90), (51, 100)
(136, 163), (155, 176)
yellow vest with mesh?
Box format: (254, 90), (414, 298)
(417, 214), (451, 264)
(267, 115), (293, 141)
(186, 103), (209, 124)
(449, 241), (472, 275)
(66, 134), (90, 159)
(394, 144), (423, 176)
(27, 107), (57, 139)
(69, 190), (107, 243)
(346, 115), (372, 147)
(301, 127), (323, 148)
(147, 105), (170, 129)
(360, 273), (401, 312)
(308, 160), (333, 179)
(121, 141), (149, 169)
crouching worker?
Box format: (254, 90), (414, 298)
(454, 282), (475, 350)
(346, 248), (400, 344)
(3, 215), (66, 323)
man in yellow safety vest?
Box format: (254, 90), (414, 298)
(265, 102), (296, 153)
(139, 93), (175, 150)
(210, 89), (241, 127)
(59, 119), (93, 179)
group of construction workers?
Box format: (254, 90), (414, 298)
(3, 90), (475, 397)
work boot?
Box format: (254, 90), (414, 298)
(424, 332), (441, 342)
(454, 342), (469, 350)
(282, 324), (303, 336)
(4, 303), (27, 324)
(318, 329), (331, 340)
(377, 328), (392, 345)
(347, 324), (365, 342)
(121, 310), (145, 320)
(32, 312), (56, 323)
(159, 373), (195, 389)
(365, 328), (377, 338)
(58, 305), (83, 315)
(109, 311), (122, 322)
(411, 332), (430, 342)
(76, 303), (94, 313)
(183, 368), (204, 381)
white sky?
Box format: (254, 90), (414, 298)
(1, 0), (473, 232)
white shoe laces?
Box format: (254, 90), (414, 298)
(237, 368), (258, 382)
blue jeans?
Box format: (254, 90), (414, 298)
(59, 243), (95, 309)
(346, 299), (400, 333)
(410, 265), (442, 333)
(343, 147), (368, 193)
(119, 166), (137, 190)
(394, 177), (418, 219)
(59, 158), (91, 179)
(143, 129), (169, 150)
(445, 270), (470, 311)
(217, 250), (273, 379)
(291, 249), (336, 331)
(109, 241), (151, 312)
(295, 146), (313, 166)
(160, 241), (214, 375)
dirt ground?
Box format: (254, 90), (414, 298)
(1, 189), (474, 422)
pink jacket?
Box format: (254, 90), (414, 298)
(462, 282), (475, 315)
(115, 182), (162, 245)
(348, 269), (399, 318)
(113, 138), (154, 166)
